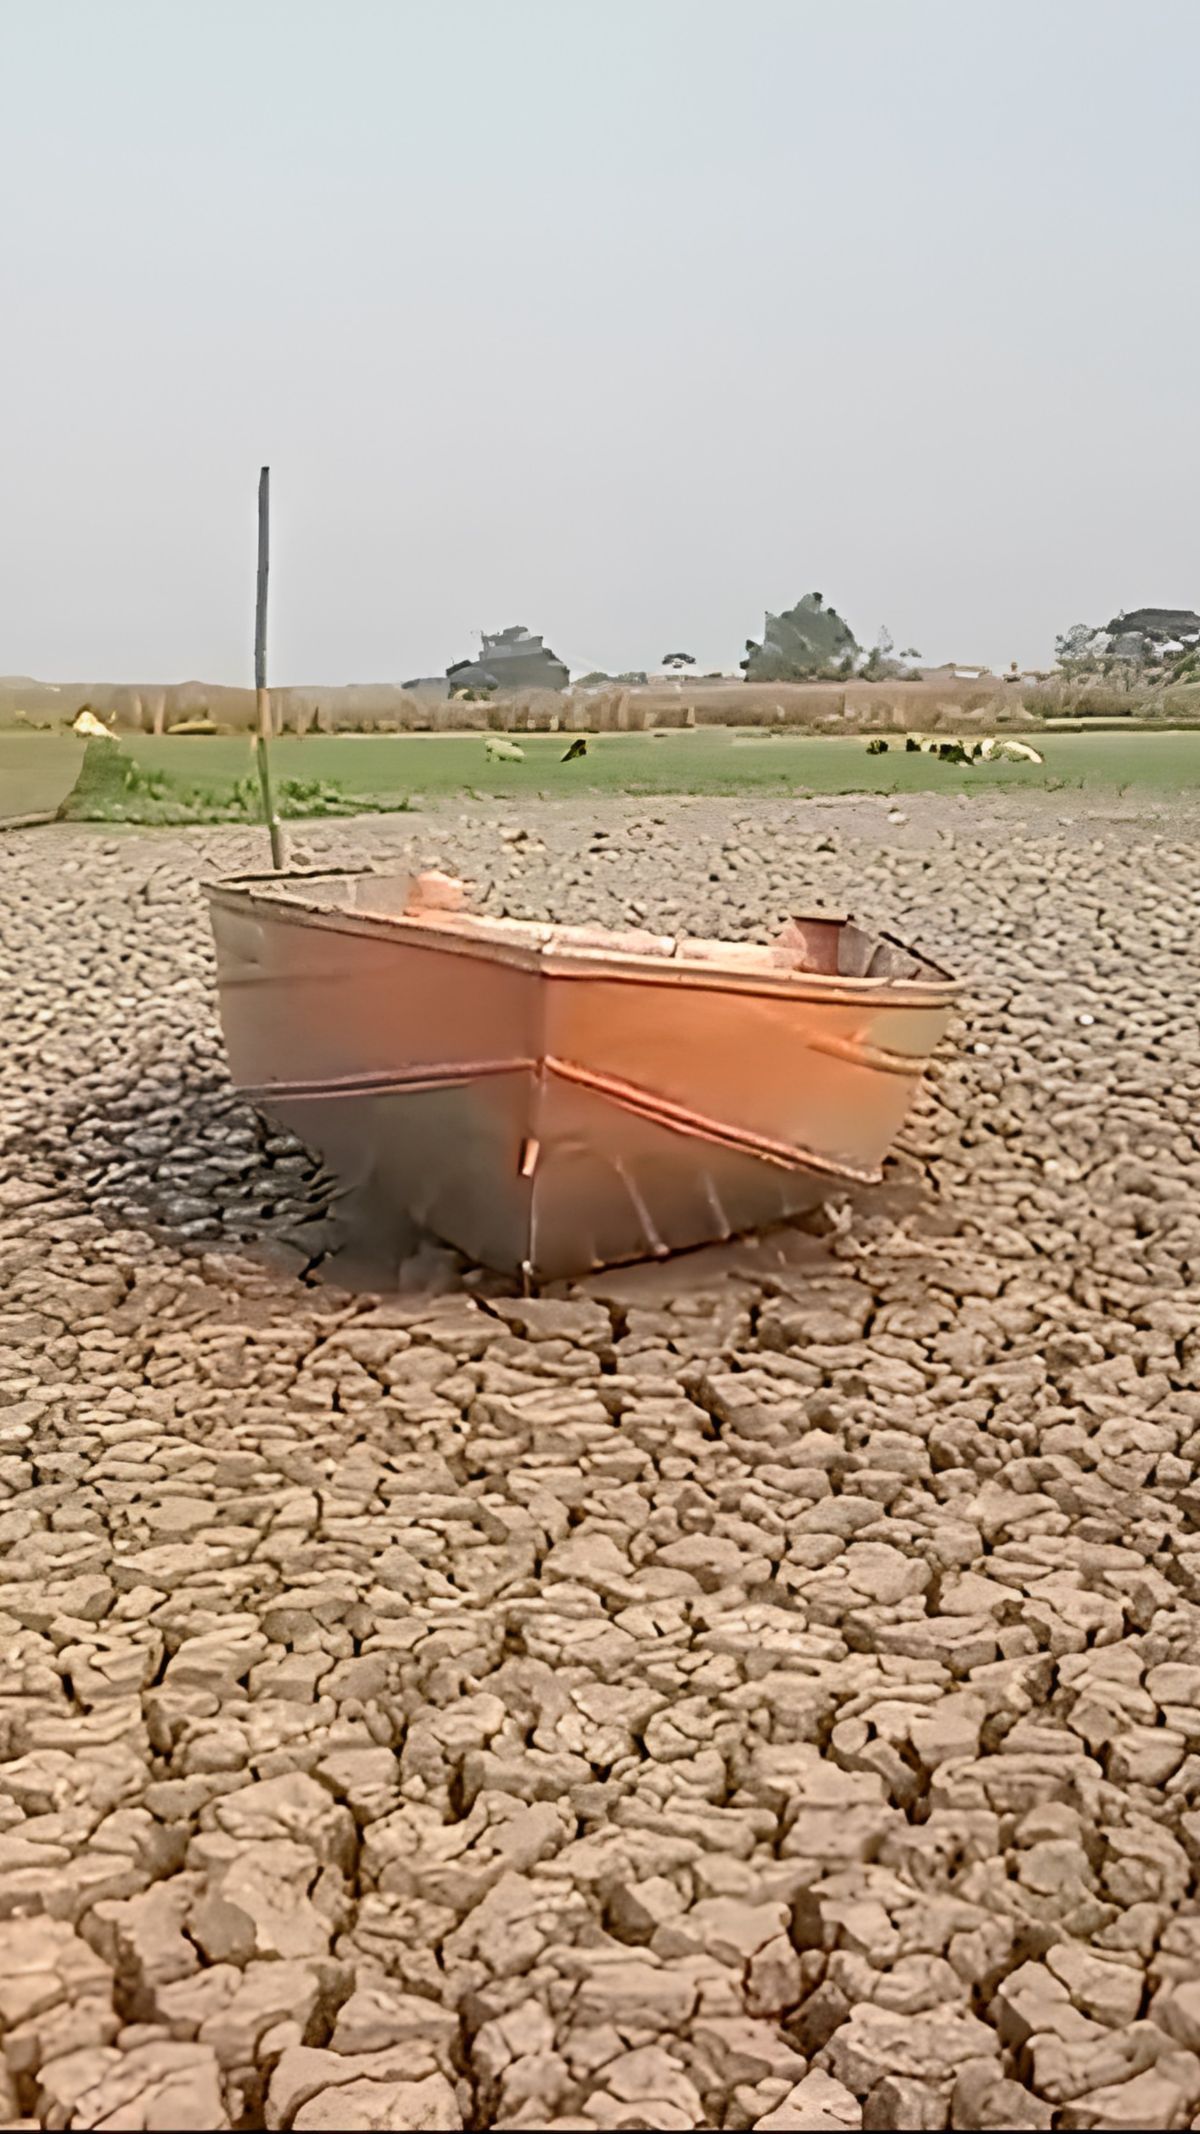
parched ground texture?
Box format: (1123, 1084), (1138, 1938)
(1, 792), (1199, 2134)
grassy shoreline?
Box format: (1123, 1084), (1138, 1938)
(3, 726), (1198, 825)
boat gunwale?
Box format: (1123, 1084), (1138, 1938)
(203, 873), (959, 1007)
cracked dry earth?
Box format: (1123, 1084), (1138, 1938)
(1, 792), (1199, 2134)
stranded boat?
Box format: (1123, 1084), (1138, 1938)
(205, 867), (957, 1281)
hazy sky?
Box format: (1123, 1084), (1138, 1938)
(2, 0), (1197, 683)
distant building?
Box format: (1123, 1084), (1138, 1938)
(1101, 608), (1200, 669)
(648, 671), (739, 687)
(446, 626), (570, 694)
(918, 663), (993, 683)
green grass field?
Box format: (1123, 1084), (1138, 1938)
(3, 726), (1198, 823)
(0, 734), (87, 820)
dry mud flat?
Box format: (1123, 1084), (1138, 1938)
(1, 791), (1199, 2133)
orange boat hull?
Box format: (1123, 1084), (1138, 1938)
(205, 870), (957, 1280)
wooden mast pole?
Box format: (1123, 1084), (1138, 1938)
(254, 465), (286, 870)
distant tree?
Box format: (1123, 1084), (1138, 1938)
(859, 626), (897, 681)
(1054, 623), (1102, 676)
(1167, 647), (1200, 683)
(742, 595), (858, 682)
(661, 652), (696, 671)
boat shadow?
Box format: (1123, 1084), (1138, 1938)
(43, 1061), (941, 1303)
(44, 1062), (505, 1296)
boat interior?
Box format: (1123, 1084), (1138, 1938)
(219, 868), (946, 984)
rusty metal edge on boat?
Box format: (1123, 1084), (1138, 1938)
(204, 867), (959, 1281)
